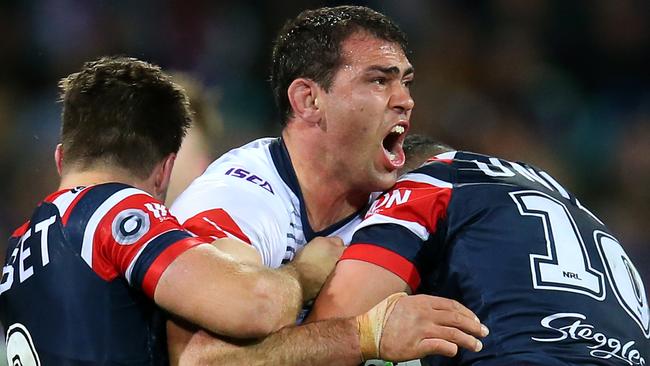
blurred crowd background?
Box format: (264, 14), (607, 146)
(0, 1), (648, 360)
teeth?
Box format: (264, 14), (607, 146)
(391, 125), (405, 134)
(389, 152), (397, 161)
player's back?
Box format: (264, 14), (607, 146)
(0, 183), (171, 365)
(417, 151), (649, 365)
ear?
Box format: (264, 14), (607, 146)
(54, 143), (64, 176)
(153, 153), (176, 202)
(287, 78), (322, 124)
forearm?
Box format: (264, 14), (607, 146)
(156, 244), (302, 338)
(187, 318), (363, 366)
(256, 263), (304, 330)
(211, 238), (304, 331)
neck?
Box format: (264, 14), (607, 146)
(59, 167), (151, 194)
(282, 130), (369, 232)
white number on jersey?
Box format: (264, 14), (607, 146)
(510, 191), (605, 299)
(510, 190), (649, 336)
(595, 230), (649, 336)
(5, 323), (41, 366)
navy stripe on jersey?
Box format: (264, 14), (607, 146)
(129, 229), (193, 291)
(64, 183), (132, 254)
(410, 158), (456, 182)
(269, 138), (368, 241)
(351, 223), (424, 263)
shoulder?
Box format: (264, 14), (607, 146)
(59, 183), (179, 246)
(204, 137), (278, 177)
(186, 137), (282, 197)
(171, 160), (288, 226)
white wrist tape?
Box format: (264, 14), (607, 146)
(356, 292), (407, 361)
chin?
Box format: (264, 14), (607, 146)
(373, 171), (399, 192)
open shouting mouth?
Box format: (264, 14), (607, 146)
(382, 123), (408, 169)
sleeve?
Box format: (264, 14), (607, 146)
(170, 170), (289, 268)
(90, 190), (207, 299)
(341, 173), (453, 292)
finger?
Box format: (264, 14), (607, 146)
(425, 325), (483, 353)
(428, 309), (488, 338)
(416, 338), (458, 358)
(427, 296), (478, 322)
(329, 236), (344, 246)
(424, 296), (489, 336)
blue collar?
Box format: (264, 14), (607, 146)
(269, 137), (368, 241)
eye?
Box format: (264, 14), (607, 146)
(372, 77), (387, 85)
(403, 79), (414, 88)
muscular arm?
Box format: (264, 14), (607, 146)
(307, 258), (489, 359)
(166, 236), (344, 363)
(308, 258), (411, 321)
(155, 240), (302, 339)
(169, 317), (363, 366)
(169, 292), (486, 366)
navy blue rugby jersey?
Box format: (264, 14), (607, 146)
(0, 183), (205, 365)
(344, 151), (649, 366)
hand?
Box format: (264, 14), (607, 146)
(379, 295), (489, 361)
(291, 236), (344, 301)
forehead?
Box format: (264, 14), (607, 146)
(339, 32), (410, 70)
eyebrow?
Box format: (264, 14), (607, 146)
(366, 65), (415, 77)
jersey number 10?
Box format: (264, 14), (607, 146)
(510, 190), (649, 337)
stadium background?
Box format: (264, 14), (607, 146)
(0, 0), (648, 363)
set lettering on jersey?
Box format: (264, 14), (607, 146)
(224, 167), (274, 194)
(0, 215), (57, 296)
(533, 312), (646, 365)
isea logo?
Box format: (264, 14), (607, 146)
(225, 167), (274, 194)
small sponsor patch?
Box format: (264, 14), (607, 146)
(111, 209), (150, 245)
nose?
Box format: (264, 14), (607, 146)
(390, 83), (415, 114)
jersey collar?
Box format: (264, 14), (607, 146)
(269, 137), (367, 241)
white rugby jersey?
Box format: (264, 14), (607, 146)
(171, 137), (367, 268)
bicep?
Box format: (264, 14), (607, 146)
(211, 237), (263, 266)
(154, 244), (274, 338)
(307, 258), (411, 322)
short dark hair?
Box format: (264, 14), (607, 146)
(59, 56), (192, 178)
(271, 5), (408, 123)
(401, 134), (454, 174)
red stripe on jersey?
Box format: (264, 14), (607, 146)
(341, 244), (421, 291)
(11, 189), (74, 238)
(11, 221), (30, 238)
(91, 194), (190, 281)
(43, 188), (70, 203)
(425, 157), (452, 165)
(369, 181), (452, 233)
(62, 188), (92, 225)
(141, 237), (205, 299)
(183, 209), (251, 244)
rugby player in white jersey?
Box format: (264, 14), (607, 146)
(169, 6), (488, 365)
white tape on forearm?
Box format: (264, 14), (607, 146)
(356, 292), (407, 361)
